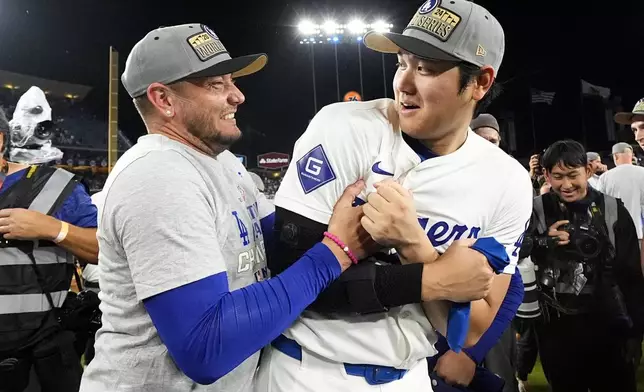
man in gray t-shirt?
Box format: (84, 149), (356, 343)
(80, 24), (376, 392)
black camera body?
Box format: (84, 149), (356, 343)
(529, 219), (607, 290)
(557, 222), (603, 261)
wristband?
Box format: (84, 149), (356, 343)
(54, 222), (69, 244)
(323, 231), (358, 265)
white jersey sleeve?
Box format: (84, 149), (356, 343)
(275, 103), (377, 224)
(485, 164), (534, 274)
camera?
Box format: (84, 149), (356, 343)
(558, 223), (602, 261)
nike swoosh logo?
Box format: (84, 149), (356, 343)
(372, 161), (394, 176)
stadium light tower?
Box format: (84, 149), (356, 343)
(371, 20), (394, 98)
(295, 17), (393, 112)
(346, 19), (367, 98)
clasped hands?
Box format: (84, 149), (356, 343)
(326, 179), (494, 302)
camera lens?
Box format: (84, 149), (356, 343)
(34, 121), (54, 140)
(577, 237), (601, 259)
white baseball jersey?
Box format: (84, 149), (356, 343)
(274, 99), (533, 368)
(82, 134), (273, 392)
(596, 164), (644, 239)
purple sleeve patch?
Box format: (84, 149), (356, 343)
(296, 145), (336, 194)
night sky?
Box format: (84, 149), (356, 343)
(0, 0), (641, 162)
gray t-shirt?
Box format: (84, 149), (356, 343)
(80, 134), (274, 392)
(596, 164), (644, 239)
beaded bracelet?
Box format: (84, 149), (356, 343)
(323, 231), (358, 265)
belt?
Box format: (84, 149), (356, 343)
(271, 334), (408, 385)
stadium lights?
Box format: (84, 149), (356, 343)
(296, 19), (392, 40)
(372, 20), (393, 33)
(347, 19), (366, 35)
(322, 20), (339, 35)
(297, 20), (318, 35)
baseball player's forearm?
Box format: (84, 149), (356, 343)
(143, 242), (342, 385)
(271, 206), (425, 313)
(463, 271), (523, 363)
(396, 235), (439, 264)
(465, 273), (512, 346)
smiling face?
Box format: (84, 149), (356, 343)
(546, 163), (591, 203)
(172, 74), (245, 151)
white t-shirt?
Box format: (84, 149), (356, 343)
(275, 99), (533, 368)
(588, 174), (601, 190)
(596, 164), (644, 239)
(80, 134), (273, 392)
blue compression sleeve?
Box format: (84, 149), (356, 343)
(143, 242), (340, 385)
(447, 237), (510, 353)
(463, 269), (524, 364)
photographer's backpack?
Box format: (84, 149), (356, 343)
(0, 165), (79, 353)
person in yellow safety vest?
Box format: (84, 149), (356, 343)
(0, 87), (98, 392)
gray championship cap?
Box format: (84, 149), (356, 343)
(122, 24), (268, 98)
(615, 98), (644, 125)
(470, 113), (499, 133)
(612, 142), (633, 155)
(586, 152), (600, 162)
(364, 0), (505, 74)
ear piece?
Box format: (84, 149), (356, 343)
(166, 110), (172, 117)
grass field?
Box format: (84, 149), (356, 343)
(526, 346), (644, 391)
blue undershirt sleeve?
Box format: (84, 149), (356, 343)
(143, 242), (340, 385)
(463, 269), (524, 364)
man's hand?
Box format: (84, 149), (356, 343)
(528, 154), (540, 178)
(547, 220), (570, 246)
(422, 239), (494, 302)
(361, 180), (424, 247)
(361, 180), (436, 262)
(435, 350), (476, 386)
(0, 208), (60, 241)
(326, 180), (380, 270)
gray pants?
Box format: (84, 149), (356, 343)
(483, 326), (519, 392)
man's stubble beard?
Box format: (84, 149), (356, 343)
(184, 107), (241, 155)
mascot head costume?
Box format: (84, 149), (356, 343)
(8, 86), (62, 164)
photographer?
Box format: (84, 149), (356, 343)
(0, 88), (98, 392)
(519, 140), (644, 391)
